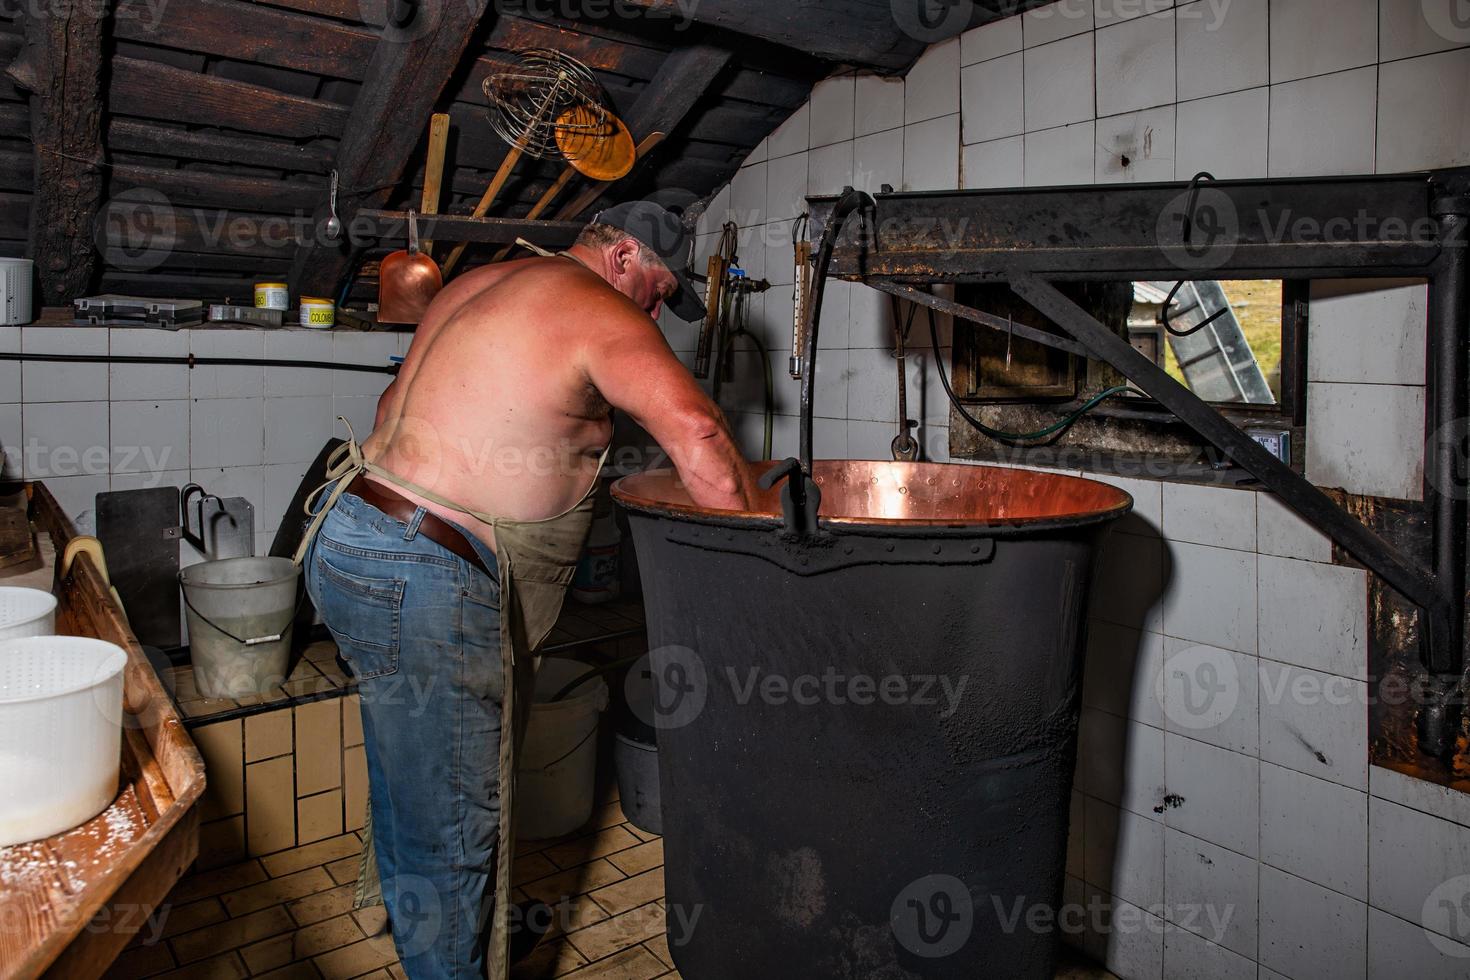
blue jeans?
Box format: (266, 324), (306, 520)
(304, 491), (503, 980)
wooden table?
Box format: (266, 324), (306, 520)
(0, 484), (205, 979)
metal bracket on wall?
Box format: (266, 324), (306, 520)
(808, 168), (1470, 677)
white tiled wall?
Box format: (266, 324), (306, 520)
(674, 3), (1470, 978)
(0, 325), (405, 555)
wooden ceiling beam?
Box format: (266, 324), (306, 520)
(3, 4), (108, 304)
(107, 119), (336, 174)
(110, 57), (349, 139)
(289, 9), (491, 297)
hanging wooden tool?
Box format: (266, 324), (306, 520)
(693, 223), (738, 379)
(489, 130), (665, 264)
(418, 112), (451, 256)
(442, 49), (612, 278)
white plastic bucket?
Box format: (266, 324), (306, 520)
(0, 587), (58, 639)
(517, 658), (609, 840)
(0, 257), (34, 325)
(0, 636), (127, 846)
(180, 557), (300, 699)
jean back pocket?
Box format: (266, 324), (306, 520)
(314, 553), (405, 679)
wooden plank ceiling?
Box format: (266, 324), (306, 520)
(0, 0), (1034, 306)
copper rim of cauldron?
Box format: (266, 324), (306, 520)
(612, 460), (1134, 529)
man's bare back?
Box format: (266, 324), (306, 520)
(362, 242), (752, 551)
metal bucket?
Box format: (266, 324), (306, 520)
(180, 557), (300, 699)
(613, 460), (1131, 979)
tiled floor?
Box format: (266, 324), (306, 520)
(107, 774), (1118, 980)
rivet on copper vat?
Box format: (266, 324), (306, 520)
(613, 460), (1132, 979)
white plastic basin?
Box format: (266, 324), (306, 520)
(0, 636), (128, 846)
(0, 587), (58, 640)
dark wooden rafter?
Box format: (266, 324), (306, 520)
(3, 4), (108, 303)
(289, 7), (491, 297)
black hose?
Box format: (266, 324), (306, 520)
(0, 352), (398, 374)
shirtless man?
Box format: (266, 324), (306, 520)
(302, 202), (752, 980)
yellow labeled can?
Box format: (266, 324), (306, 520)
(299, 297), (335, 329)
(254, 282), (288, 310)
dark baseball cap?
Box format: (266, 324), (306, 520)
(592, 200), (706, 321)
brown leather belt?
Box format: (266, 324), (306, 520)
(345, 475), (492, 578)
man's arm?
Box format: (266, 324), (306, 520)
(583, 306), (755, 511)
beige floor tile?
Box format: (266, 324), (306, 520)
(220, 866), (335, 917)
(605, 841), (662, 877)
(311, 933), (397, 978)
(566, 904), (665, 963)
(104, 941), (175, 980)
(298, 789), (345, 845)
(351, 904), (389, 937)
(642, 934), (673, 969)
(514, 852), (560, 886)
(196, 817), (247, 871)
(295, 699), (342, 796)
(342, 693), (364, 747)
(246, 756), (297, 855)
(510, 938), (586, 979)
(624, 825), (660, 844)
(170, 861), (268, 905)
(343, 746), (368, 833)
(159, 898), (228, 940)
(241, 914), (366, 973)
(148, 952), (248, 980)
(170, 906), (295, 965)
(261, 833), (362, 878)
(324, 855), (361, 886)
(245, 711), (293, 763)
(544, 827), (641, 870)
(253, 963), (324, 980)
(562, 945), (669, 980)
(518, 859), (627, 908)
(192, 720), (244, 822)
(543, 894), (610, 941)
(589, 870), (664, 917)
(287, 883), (357, 927)
(591, 802), (627, 830)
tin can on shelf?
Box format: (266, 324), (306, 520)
(254, 282), (289, 310)
(299, 297), (335, 329)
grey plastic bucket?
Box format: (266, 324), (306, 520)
(180, 557), (300, 699)
(614, 732), (661, 836)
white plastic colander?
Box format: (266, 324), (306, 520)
(0, 587), (58, 640)
(0, 636), (128, 846)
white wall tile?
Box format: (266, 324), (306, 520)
(1256, 492), (1332, 563)
(1163, 827), (1259, 957)
(110, 467), (187, 494)
(809, 74), (856, 148)
(1377, 48), (1470, 172)
(111, 328), (189, 400)
(813, 416), (848, 458)
(1026, 122), (1098, 185)
(696, 184), (731, 237)
(962, 136), (1025, 188)
(332, 331), (399, 397)
(1096, 10), (1177, 116)
(853, 128), (905, 194)
(1161, 482), (1255, 551)
(735, 224), (768, 283)
(1258, 660), (1368, 789)
(1095, 891), (1166, 980)
(0, 402), (19, 478)
(812, 347), (848, 420)
(848, 283), (898, 349)
(262, 461), (306, 536)
(191, 330), (264, 400)
(730, 162), (768, 226)
(962, 16), (1023, 65)
(333, 395), (380, 444)
(961, 52), (1025, 143)
(1368, 906), (1470, 980)
(1096, 0), (1173, 23)
(263, 330), (332, 397)
(1079, 708), (1168, 816)
(905, 37), (961, 124)
(190, 465), (265, 517)
(1162, 923), (1256, 980)
(1369, 796), (1470, 943)
(264, 395), (333, 466)
(847, 419), (895, 460)
(1025, 34), (1096, 130)
(1261, 761), (1368, 899)
(767, 102), (810, 159)
(1268, 67), (1379, 177)
(766, 152), (810, 223)
(1270, 0), (1378, 82)
(764, 227), (797, 289)
(1309, 280), (1428, 386)
(22, 400), (109, 480)
(22, 327), (108, 403)
(1091, 528), (1166, 633)
(847, 345), (926, 424)
(1159, 638), (1258, 755)
(1084, 620), (1166, 728)
(0, 325), (19, 402)
(854, 74), (906, 136)
(1380, 0), (1470, 60)
(1259, 864), (1367, 980)
(1160, 541), (1257, 654)
(1175, 0), (1269, 101)
(110, 400), (188, 475)
(1174, 87), (1270, 179)
(1164, 733), (1259, 856)
(1258, 554), (1368, 680)
(44, 473), (110, 531)
(1306, 381), (1425, 500)
(1370, 764), (1470, 830)
(1085, 796), (1166, 909)
(1095, 105), (1177, 182)
(813, 279), (852, 350)
(902, 114), (961, 190)
(1024, 0), (1096, 47)
(1088, 472), (1163, 537)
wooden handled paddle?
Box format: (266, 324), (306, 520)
(418, 113), (450, 256)
(440, 131), (535, 277)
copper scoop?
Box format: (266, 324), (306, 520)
(378, 210), (442, 325)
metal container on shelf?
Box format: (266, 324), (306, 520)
(613, 460), (1131, 979)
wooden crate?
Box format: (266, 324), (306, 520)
(0, 484), (206, 980)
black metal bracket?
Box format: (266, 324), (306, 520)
(808, 169), (1470, 677)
